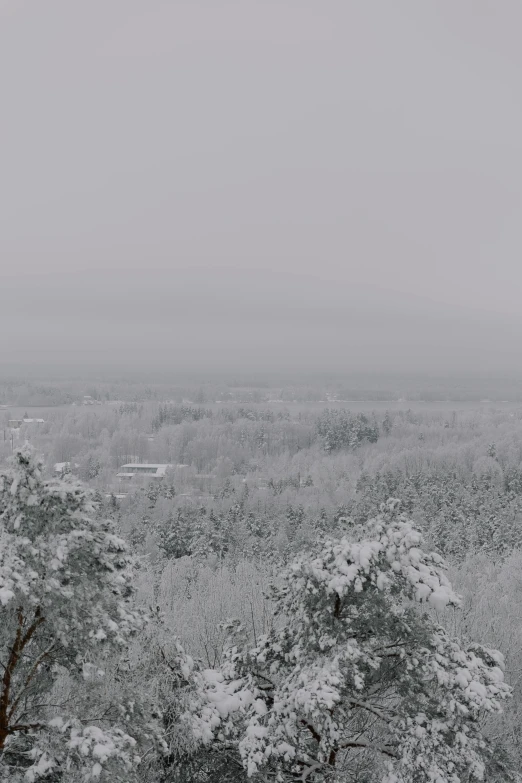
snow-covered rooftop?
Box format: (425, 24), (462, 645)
(118, 463), (171, 478)
(120, 463), (170, 469)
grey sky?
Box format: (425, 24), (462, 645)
(1, 1), (522, 372)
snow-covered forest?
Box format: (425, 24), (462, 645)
(3, 0), (522, 778)
(1, 377), (522, 781)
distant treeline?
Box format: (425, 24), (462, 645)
(151, 405), (292, 430)
(3, 374), (522, 407)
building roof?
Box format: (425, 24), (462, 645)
(121, 463), (170, 469)
(118, 463), (171, 478)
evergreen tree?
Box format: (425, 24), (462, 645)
(382, 411), (393, 436)
(0, 446), (155, 781)
(190, 501), (511, 783)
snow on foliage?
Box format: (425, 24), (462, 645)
(0, 446), (147, 780)
(188, 499), (511, 782)
(24, 720), (140, 782)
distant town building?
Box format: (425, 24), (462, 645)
(82, 396), (102, 405)
(54, 462), (71, 476)
(117, 464), (171, 480)
(9, 418), (45, 428)
(53, 462), (79, 476)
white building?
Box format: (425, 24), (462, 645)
(117, 463), (171, 480)
(82, 395), (102, 405)
(54, 462), (79, 476)
(9, 418), (45, 428)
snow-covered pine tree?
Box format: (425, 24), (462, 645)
(382, 411), (393, 436)
(190, 499), (511, 783)
(0, 445), (152, 781)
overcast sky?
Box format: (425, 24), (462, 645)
(1, 1), (521, 372)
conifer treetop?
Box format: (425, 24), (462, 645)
(190, 500), (511, 783)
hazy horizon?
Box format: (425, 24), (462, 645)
(1, 268), (521, 376)
(2, 2), (522, 376)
